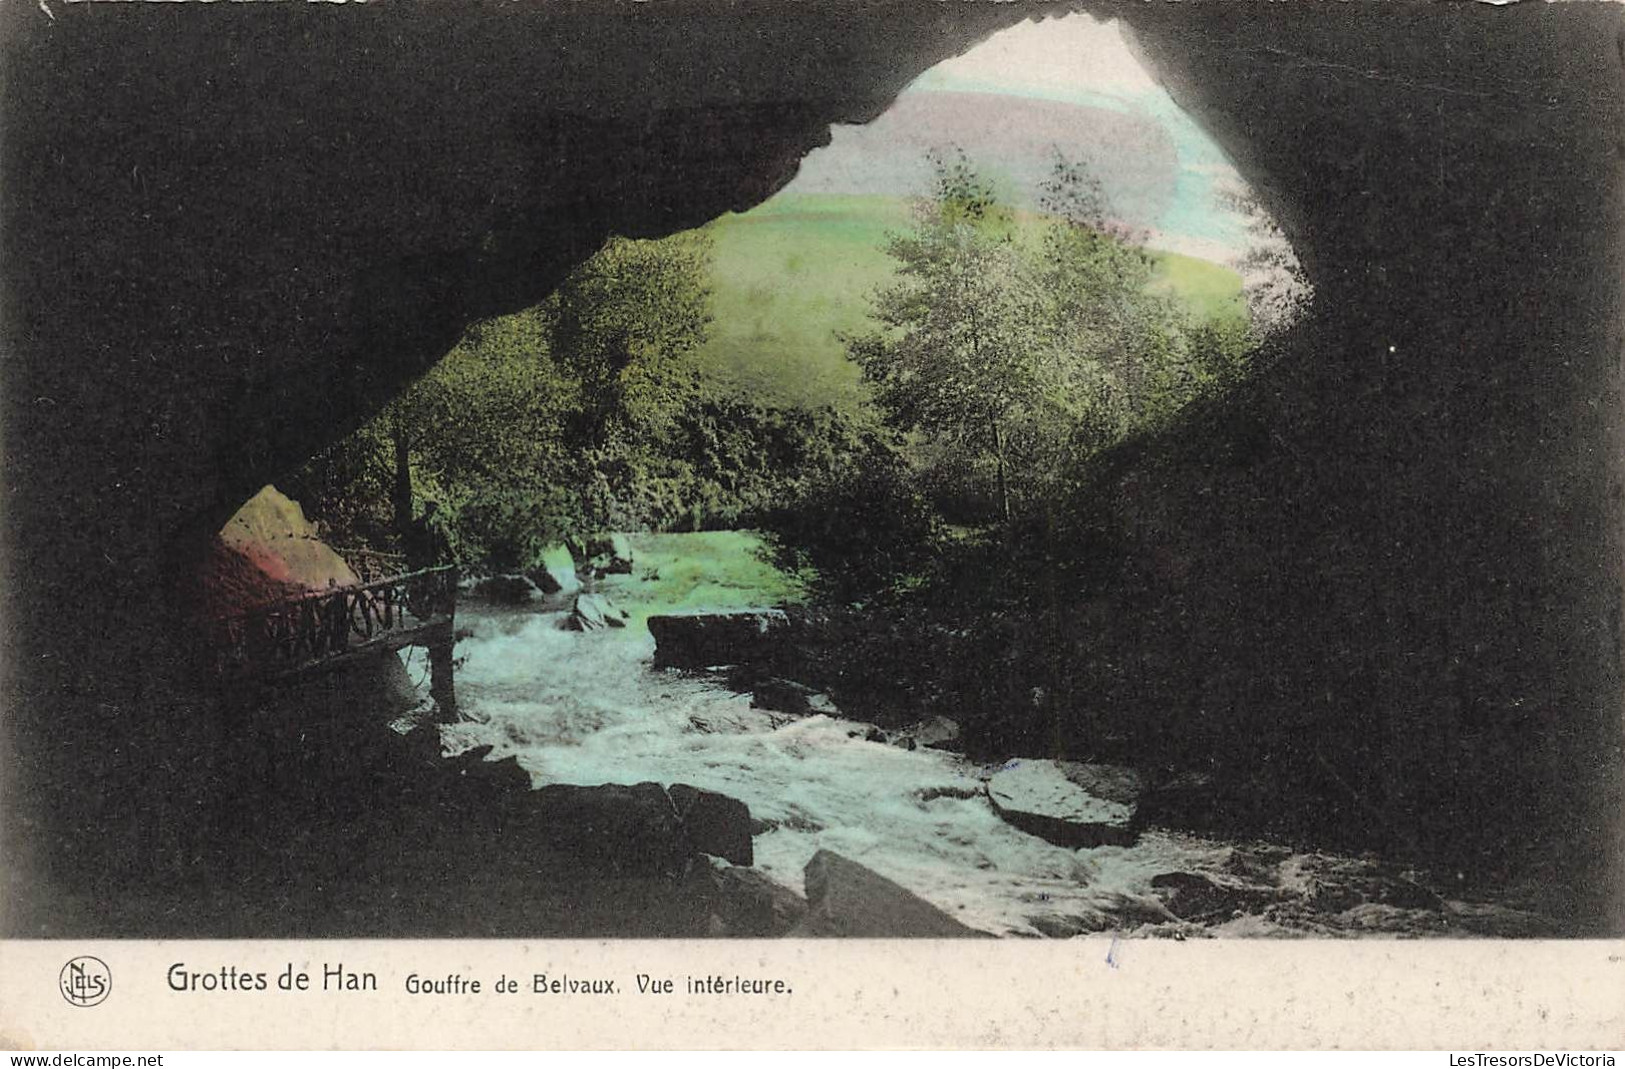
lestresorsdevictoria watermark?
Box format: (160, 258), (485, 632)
(1450, 1056), (1616, 1067)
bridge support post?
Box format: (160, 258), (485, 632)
(428, 631), (458, 723)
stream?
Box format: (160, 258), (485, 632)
(424, 533), (1561, 939)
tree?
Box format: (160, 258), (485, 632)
(379, 323), (556, 541)
(297, 226), (881, 566)
(536, 231), (717, 532)
(1218, 183), (1312, 340)
(847, 150), (1209, 524)
(1037, 153), (1191, 437)
(543, 232), (714, 454)
(844, 151), (1046, 523)
(289, 307), (577, 566)
(405, 311), (579, 567)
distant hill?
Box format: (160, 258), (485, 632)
(695, 193), (1246, 410)
(784, 91), (1184, 233)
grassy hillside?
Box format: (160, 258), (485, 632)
(696, 193), (1246, 411)
(1146, 248), (1248, 320)
(697, 195), (906, 410)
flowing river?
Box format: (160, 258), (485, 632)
(422, 532), (1559, 939)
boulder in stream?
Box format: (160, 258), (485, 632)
(472, 574), (543, 606)
(986, 760), (1144, 848)
(498, 779), (758, 878)
(749, 677), (835, 718)
(788, 850), (991, 938)
(528, 544), (581, 597)
(580, 533), (635, 577)
(668, 782), (753, 866)
(891, 715), (960, 752)
(562, 593), (626, 631)
(447, 747), (533, 796)
(648, 609), (790, 669)
(522, 781), (691, 876)
(714, 867), (808, 937)
(1149, 871), (1281, 922)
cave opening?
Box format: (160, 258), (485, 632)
(225, 13), (1335, 938)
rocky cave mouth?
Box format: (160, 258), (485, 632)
(0, 1), (1620, 938)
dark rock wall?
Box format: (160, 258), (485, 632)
(1, 1), (1619, 931)
(1105, 5), (1623, 929)
(0, 0), (1031, 924)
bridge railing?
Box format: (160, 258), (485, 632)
(214, 564), (458, 677)
(331, 546), (408, 585)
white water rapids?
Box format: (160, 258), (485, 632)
(430, 603), (1236, 937)
(408, 535), (1552, 939)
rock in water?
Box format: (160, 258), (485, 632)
(668, 783), (754, 866)
(528, 544), (580, 597)
(563, 592), (624, 631)
(581, 533), (634, 577)
(603, 534), (634, 575)
(789, 850), (991, 938)
(502, 780), (756, 878)
(1138, 770), (1218, 829)
(472, 574), (543, 605)
(1148, 871), (1280, 922)
(647, 609), (790, 669)
(452, 752), (533, 797)
(986, 760), (1144, 848)
(714, 868), (808, 937)
(751, 678), (811, 717)
(892, 715), (960, 751)
(749, 677), (834, 718)
(521, 782), (690, 876)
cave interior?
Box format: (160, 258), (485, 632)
(0, 1), (1620, 935)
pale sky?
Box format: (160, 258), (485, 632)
(912, 15), (1165, 106)
(781, 14), (1255, 262)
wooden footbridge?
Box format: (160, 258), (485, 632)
(213, 555), (461, 718)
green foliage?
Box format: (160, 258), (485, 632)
(526, 231), (730, 541)
(764, 429), (944, 605)
(843, 150), (1050, 522)
(697, 192), (1245, 414)
(452, 481), (582, 573)
(291, 234), (713, 569)
(543, 232), (714, 453)
(292, 152), (1279, 597)
(843, 150), (1268, 526)
(293, 229), (879, 574)
(1184, 314), (1257, 395)
(664, 397), (867, 529)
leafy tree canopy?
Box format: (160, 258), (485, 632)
(844, 149), (1266, 527)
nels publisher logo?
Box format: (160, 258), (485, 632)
(59, 956), (111, 1007)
